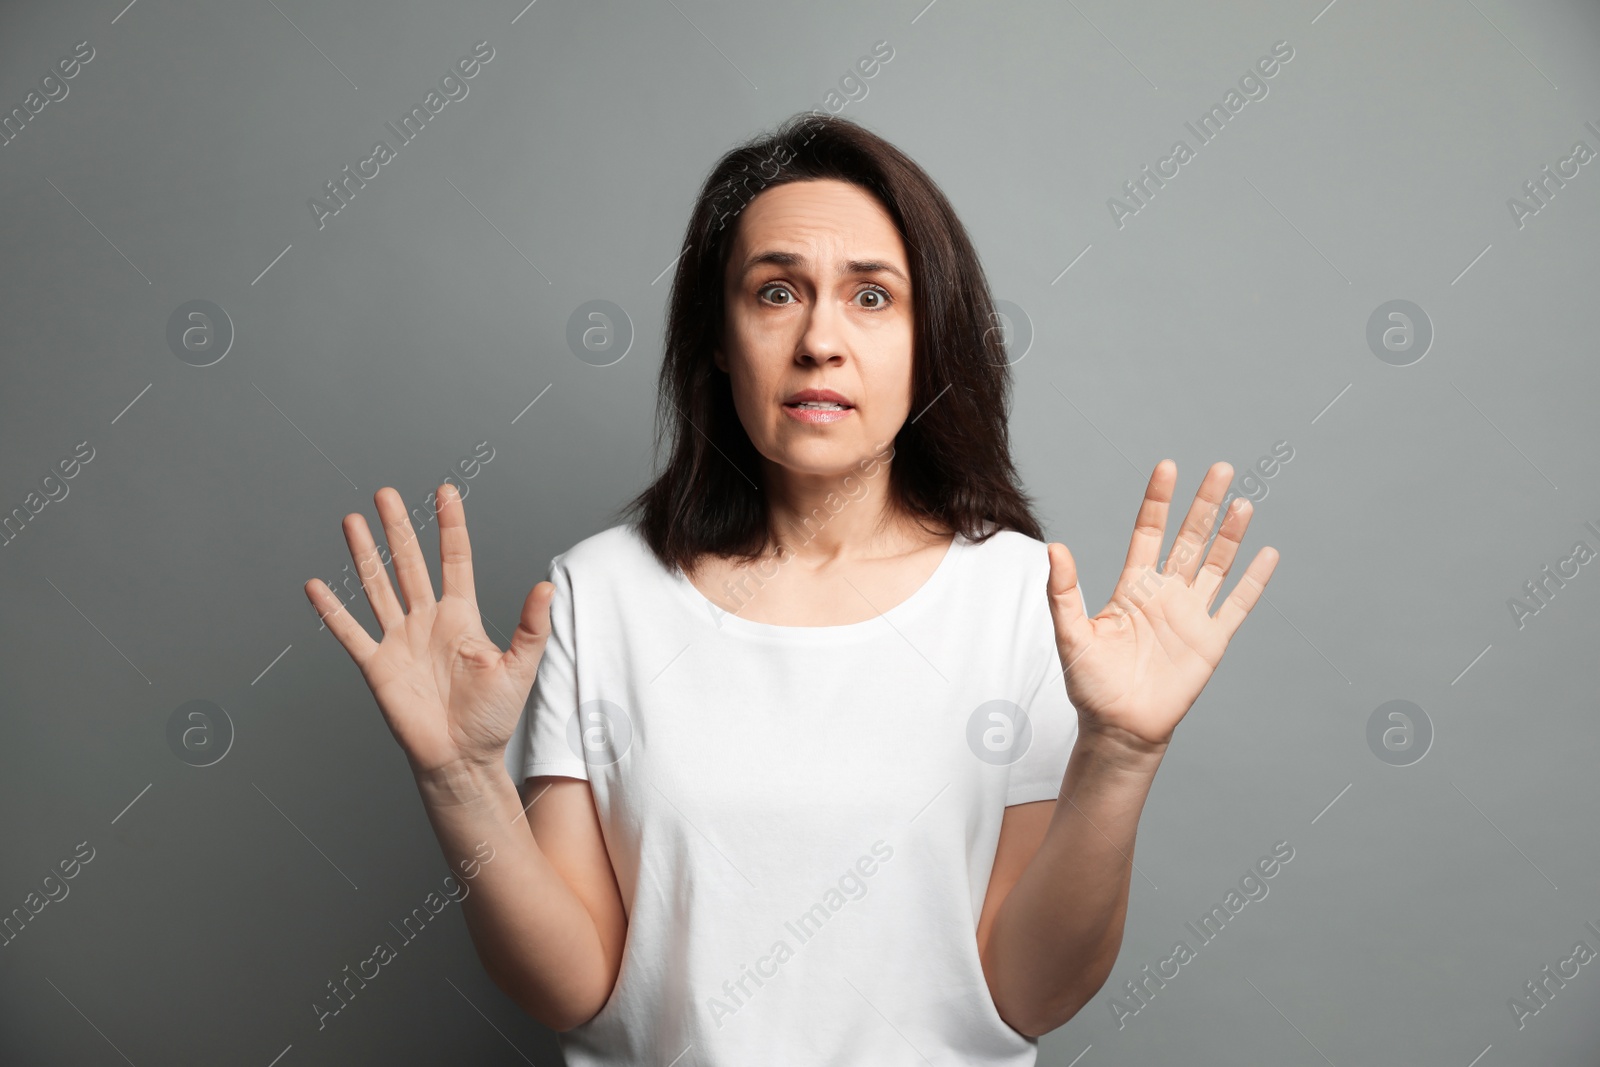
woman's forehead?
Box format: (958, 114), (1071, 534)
(731, 183), (907, 273)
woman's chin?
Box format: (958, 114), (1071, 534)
(761, 439), (875, 479)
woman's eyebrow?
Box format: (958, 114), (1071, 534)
(740, 250), (908, 283)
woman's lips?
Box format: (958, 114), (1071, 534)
(782, 402), (854, 424)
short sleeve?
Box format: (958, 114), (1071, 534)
(503, 555), (589, 785)
(1004, 582), (1082, 806)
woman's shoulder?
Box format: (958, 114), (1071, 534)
(550, 522), (653, 574)
(549, 523), (691, 597)
(962, 524), (1052, 580)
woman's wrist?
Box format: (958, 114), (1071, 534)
(1072, 721), (1169, 778)
(413, 753), (518, 810)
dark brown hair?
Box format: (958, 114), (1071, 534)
(616, 112), (1043, 575)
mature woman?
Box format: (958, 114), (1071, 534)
(306, 112), (1277, 1065)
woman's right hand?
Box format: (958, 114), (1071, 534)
(304, 483), (555, 782)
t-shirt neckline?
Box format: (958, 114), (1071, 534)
(664, 529), (971, 644)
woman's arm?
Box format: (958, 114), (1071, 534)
(983, 458), (1276, 1035)
(306, 483), (626, 1031)
(415, 763), (625, 1032)
(978, 732), (1164, 1037)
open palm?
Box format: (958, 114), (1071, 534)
(305, 484), (555, 779)
(1045, 460), (1279, 751)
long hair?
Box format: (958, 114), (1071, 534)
(616, 111), (1043, 575)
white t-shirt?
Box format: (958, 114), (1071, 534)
(504, 521), (1081, 1066)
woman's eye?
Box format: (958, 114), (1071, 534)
(756, 283), (891, 309)
(854, 286), (891, 309)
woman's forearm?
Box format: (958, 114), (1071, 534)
(413, 759), (614, 1031)
(981, 729), (1166, 1037)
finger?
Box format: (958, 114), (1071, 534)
(343, 511), (405, 632)
(503, 581), (556, 680)
(1212, 546), (1280, 640)
(1045, 542), (1096, 670)
(1163, 461), (1234, 583)
(1193, 496), (1252, 611)
(305, 578), (379, 667)
(435, 483), (477, 605)
(376, 487), (435, 614)
(1121, 459), (1177, 576)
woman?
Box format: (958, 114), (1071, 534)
(305, 112), (1277, 1064)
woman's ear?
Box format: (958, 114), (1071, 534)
(712, 347), (726, 373)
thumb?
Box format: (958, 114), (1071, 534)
(1046, 542), (1095, 664)
(503, 580), (555, 681)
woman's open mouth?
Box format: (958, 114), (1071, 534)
(782, 400), (854, 423)
(782, 388), (855, 423)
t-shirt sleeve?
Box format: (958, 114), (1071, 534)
(504, 554), (590, 785)
(1004, 581), (1082, 807)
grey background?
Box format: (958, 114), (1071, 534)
(2, 0), (1597, 1063)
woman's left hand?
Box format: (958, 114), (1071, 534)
(1044, 459), (1279, 754)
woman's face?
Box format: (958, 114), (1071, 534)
(715, 178), (915, 480)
